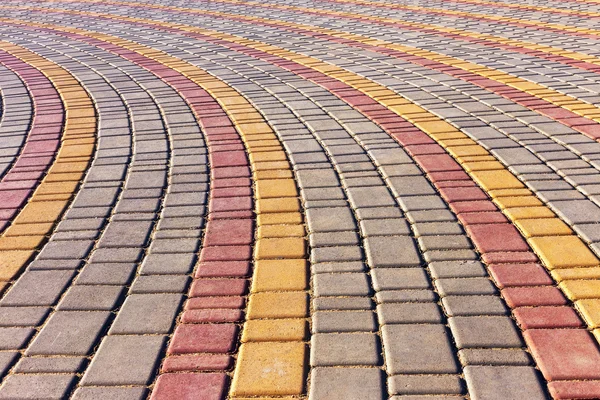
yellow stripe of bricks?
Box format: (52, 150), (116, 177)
(23, 1), (600, 125)
(0, 41), (96, 285)
(4, 20), (310, 397)
(8, 4), (600, 365)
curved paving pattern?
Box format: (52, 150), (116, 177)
(2, 0), (600, 399)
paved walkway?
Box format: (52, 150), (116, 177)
(1, 0), (600, 399)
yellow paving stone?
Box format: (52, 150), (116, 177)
(246, 292), (308, 319)
(413, 121), (456, 134)
(241, 319), (307, 342)
(470, 170), (525, 191)
(493, 196), (543, 209)
(428, 132), (466, 140)
(4, 223), (54, 237)
(529, 236), (600, 269)
(255, 179), (298, 198)
(33, 193), (74, 202)
(504, 206), (556, 220)
(43, 172), (83, 182)
(257, 225), (305, 239)
(257, 212), (303, 226)
(576, 299), (600, 329)
(560, 280), (600, 300)
(236, 122), (272, 135)
(256, 198), (300, 214)
(249, 151), (288, 163)
(14, 201), (68, 224)
(33, 182), (79, 195)
(551, 267), (600, 282)
(255, 238), (305, 259)
(488, 188), (533, 198)
(459, 155), (496, 163)
(514, 218), (572, 238)
(462, 161), (505, 172)
(439, 138), (477, 147)
(230, 342), (306, 396)
(253, 170), (293, 180)
(251, 259), (308, 292)
(0, 250), (34, 281)
(0, 236), (45, 251)
(447, 145), (490, 158)
(253, 161), (292, 171)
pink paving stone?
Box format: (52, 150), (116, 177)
(209, 151), (248, 167)
(502, 287), (567, 308)
(0, 190), (31, 209)
(466, 224), (530, 253)
(209, 196), (252, 212)
(405, 143), (447, 156)
(151, 373), (227, 400)
(548, 381), (600, 399)
(189, 279), (247, 297)
(524, 329), (600, 380)
(211, 177), (251, 189)
(161, 355), (232, 373)
(199, 245), (252, 262)
(208, 210), (254, 220)
(414, 154), (462, 172)
(168, 324), (238, 354)
(211, 166), (251, 179)
(195, 261), (251, 278)
(438, 186), (489, 202)
(433, 180), (477, 188)
(203, 219), (253, 246)
(185, 296), (245, 310)
(449, 200), (498, 214)
(488, 263), (553, 288)
(211, 186), (252, 198)
(181, 309), (243, 323)
(427, 171), (472, 182)
(211, 143), (245, 152)
(481, 251), (540, 264)
(513, 306), (583, 329)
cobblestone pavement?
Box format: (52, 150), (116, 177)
(2, 0), (600, 399)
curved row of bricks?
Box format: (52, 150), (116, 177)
(1, 0), (600, 399)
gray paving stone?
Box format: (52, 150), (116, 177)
(0, 352), (17, 377)
(397, 195), (447, 211)
(347, 186), (396, 207)
(372, 269), (429, 291)
(382, 324), (459, 374)
(28, 259), (82, 270)
(388, 374), (463, 396)
(37, 239), (94, 260)
(139, 253), (195, 275)
(365, 236), (421, 268)
(355, 207), (403, 220)
(311, 246), (363, 263)
(458, 349), (531, 366)
(413, 222), (464, 237)
(76, 263), (136, 285)
(405, 210), (456, 223)
(442, 296), (508, 316)
(1, 270), (75, 306)
(306, 207), (356, 232)
(464, 366), (546, 400)
(99, 221), (153, 248)
(0, 307), (48, 327)
(310, 231), (360, 247)
(89, 248), (143, 263)
(312, 261), (365, 274)
(58, 285), (124, 311)
(376, 290), (437, 303)
(424, 250), (479, 263)
(26, 311), (111, 355)
(309, 367), (385, 400)
(129, 275), (189, 293)
(109, 294), (182, 334)
(0, 374), (75, 399)
(314, 273), (370, 296)
(551, 199), (600, 224)
(388, 176), (436, 196)
(311, 333), (380, 366)
(148, 237), (199, 253)
(429, 261), (487, 279)
(434, 278), (496, 297)
(448, 316), (523, 349)
(313, 297), (373, 311)
(377, 302), (442, 325)
(14, 356), (85, 373)
(71, 387), (148, 400)
(360, 219), (411, 236)
(313, 311), (376, 333)
(81, 335), (166, 386)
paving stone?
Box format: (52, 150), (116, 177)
(464, 366), (546, 400)
(355, 207), (403, 220)
(313, 297), (373, 311)
(312, 261), (365, 273)
(311, 333), (380, 366)
(376, 290), (437, 303)
(306, 207), (356, 232)
(0, 352), (17, 376)
(26, 311), (111, 355)
(109, 294), (183, 334)
(377, 302), (442, 325)
(372, 269), (429, 291)
(360, 219), (411, 236)
(81, 335), (166, 385)
(72, 387), (147, 400)
(310, 246), (363, 263)
(458, 349), (531, 366)
(313, 311), (376, 332)
(448, 316), (523, 349)
(314, 273), (370, 296)
(381, 324), (459, 374)
(442, 296), (508, 316)
(98, 220), (153, 248)
(37, 240), (94, 260)
(76, 263), (136, 285)
(388, 374), (463, 395)
(57, 285), (124, 311)
(309, 367), (385, 400)
(129, 275), (189, 293)
(0, 374), (76, 399)
(434, 278), (496, 297)
(429, 261), (487, 279)
(14, 356), (85, 373)
(0, 307), (48, 327)
(309, 231), (360, 247)
(1, 270), (75, 306)
(364, 236), (421, 267)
